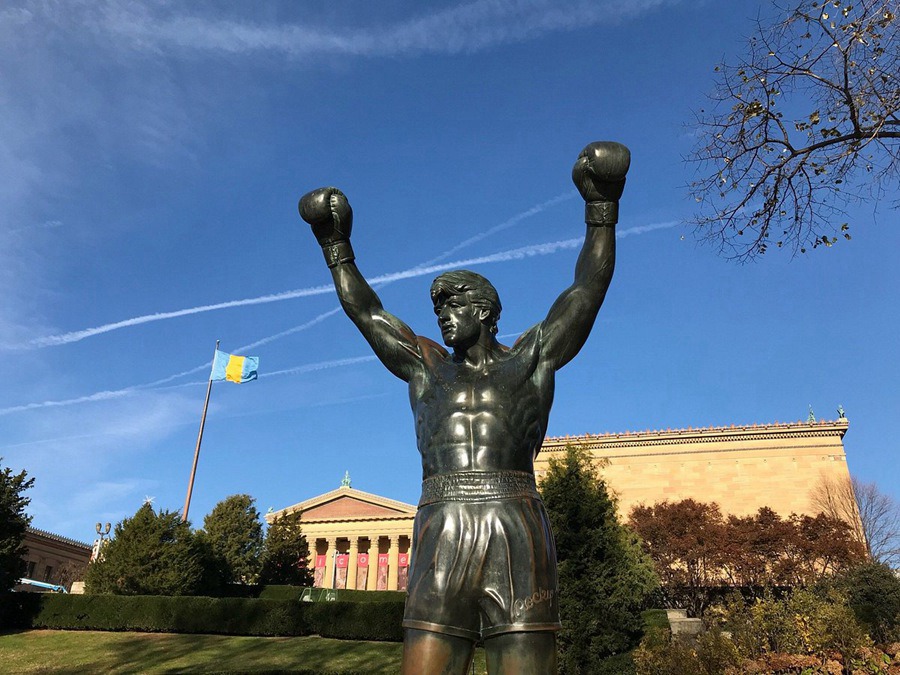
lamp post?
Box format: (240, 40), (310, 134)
(92, 522), (111, 562)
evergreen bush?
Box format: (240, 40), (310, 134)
(308, 601), (405, 641)
(0, 591), (42, 629)
(834, 562), (900, 644)
(8, 593), (405, 641)
(541, 444), (660, 672)
(85, 503), (208, 596)
(0, 459), (33, 594)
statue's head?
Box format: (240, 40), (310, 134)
(430, 270), (502, 336)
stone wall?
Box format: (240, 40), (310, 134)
(535, 419), (852, 519)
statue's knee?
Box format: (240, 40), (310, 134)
(401, 629), (475, 675)
(484, 631), (558, 675)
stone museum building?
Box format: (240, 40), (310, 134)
(268, 416), (854, 591)
(15, 527), (92, 592)
(267, 480), (417, 592)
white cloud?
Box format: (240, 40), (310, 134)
(1, 386), (196, 528)
(96, 0), (680, 58)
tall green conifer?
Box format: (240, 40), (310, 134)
(541, 445), (659, 673)
(0, 458), (33, 593)
(85, 503), (206, 595)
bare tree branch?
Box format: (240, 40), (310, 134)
(688, 0), (899, 260)
(812, 473), (900, 567)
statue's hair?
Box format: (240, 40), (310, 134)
(430, 270), (502, 334)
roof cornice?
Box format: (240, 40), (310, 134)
(543, 418), (849, 450)
(26, 526), (92, 550)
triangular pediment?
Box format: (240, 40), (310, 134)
(267, 486), (417, 523)
(303, 495), (410, 520)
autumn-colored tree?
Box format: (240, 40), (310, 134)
(721, 507), (795, 588)
(630, 499), (867, 614)
(629, 499), (725, 615)
(778, 512), (867, 584)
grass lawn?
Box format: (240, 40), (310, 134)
(0, 630), (491, 674)
(1, 612), (667, 673)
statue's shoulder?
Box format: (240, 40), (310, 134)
(416, 335), (450, 361)
(509, 324), (543, 368)
(511, 324), (542, 352)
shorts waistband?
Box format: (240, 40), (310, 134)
(419, 471), (539, 506)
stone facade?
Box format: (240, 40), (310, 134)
(266, 485), (416, 592)
(535, 418), (852, 519)
(271, 418), (854, 591)
(16, 527), (92, 592)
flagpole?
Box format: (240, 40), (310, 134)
(182, 339), (219, 523)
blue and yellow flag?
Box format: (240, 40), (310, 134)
(211, 349), (259, 383)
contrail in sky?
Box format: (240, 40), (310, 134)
(0, 354), (378, 417)
(0, 220), (679, 416)
(0, 388), (137, 416)
(261, 355), (377, 378)
(5, 193), (581, 414)
(131, 307), (347, 388)
(414, 191), (576, 268)
(21, 220), (678, 349)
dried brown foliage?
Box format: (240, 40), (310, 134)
(629, 499), (867, 614)
(688, 0), (899, 259)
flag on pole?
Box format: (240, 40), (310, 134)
(211, 349), (259, 383)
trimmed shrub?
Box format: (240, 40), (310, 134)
(309, 601), (405, 641)
(28, 595), (301, 636)
(0, 591), (42, 629)
(5, 593), (405, 641)
(258, 585), (304, 601)
(329, 589), (406, 603)
(257, 585), (406, 604)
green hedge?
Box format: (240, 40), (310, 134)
(257, 585), (406, 603)
(328, 589), (406, 603)
(0, 592), (43, 629)
(308, 601), (405, 641)
(256, 585), (304, 601)
(0, 593), (404, 642)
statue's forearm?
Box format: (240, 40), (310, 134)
(328, 248), (385, 322)
(572, 223), (616, 294)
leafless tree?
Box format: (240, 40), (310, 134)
(688, 0), (899, 260)
(812, 474), (900, 567)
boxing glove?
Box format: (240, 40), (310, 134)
(572, 142), (631, 225)
(298, 187), (355, 267)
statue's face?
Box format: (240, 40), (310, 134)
(435, 293), (484, 348)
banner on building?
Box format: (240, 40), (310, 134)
(356, 553), (369, 590)
(377, 553), (389, 591)
(314, 555), (326, 588)
(334, 553), (348, 590)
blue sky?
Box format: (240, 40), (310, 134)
(1, 0), (897, 544)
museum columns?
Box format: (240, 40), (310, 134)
(366, 535), (379, 590)
(323, 537), (336, 589)
(387, 534), (400, 591)
(346, 538), (359, 590)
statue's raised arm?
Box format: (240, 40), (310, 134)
(539, 141), (630, 371)
(298, 187), (426, 383)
